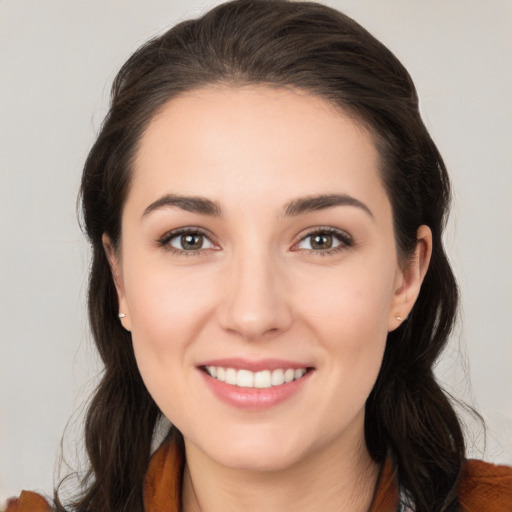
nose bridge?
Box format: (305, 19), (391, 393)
(218, 240), (292, 340)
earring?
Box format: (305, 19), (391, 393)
(395, 314), (404, 321)
(118, 313), (126, 319)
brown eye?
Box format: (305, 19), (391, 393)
(310, 233), (333, 250)
(295, 228), (352, 253)
(181, 234), (204, 250)
(167, 231), (215, 252)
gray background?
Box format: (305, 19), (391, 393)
(1, 0), (511, 502)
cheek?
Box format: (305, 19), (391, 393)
(122, 258), (219, 381)
(123, 265), (221, 427)
(293, 259), (395, 390)
(310, 283), (388, 382)
(296, 257), (396, 341)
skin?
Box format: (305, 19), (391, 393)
(105, 85), (431, 512)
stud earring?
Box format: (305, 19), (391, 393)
(395, 314), (404, 321)
(118, 313), (126, 319)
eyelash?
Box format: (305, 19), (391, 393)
(293, 226), (353, 256)
(157, 226), (353, 257)
(157, 227), (216, 256)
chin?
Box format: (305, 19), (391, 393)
(186, 422), (323, 473)
(214, 441), (306, 472)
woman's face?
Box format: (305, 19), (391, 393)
(108, 85), (428, 471)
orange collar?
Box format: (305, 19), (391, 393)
(143, 435), (399, 512)
(6, 435), (511, 511)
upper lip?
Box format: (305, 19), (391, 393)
(197, 358), (313, 372)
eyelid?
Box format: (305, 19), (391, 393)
(157, 226), (219, 255)
(157, 225), (353, 256)
(291, 226), (353, 253)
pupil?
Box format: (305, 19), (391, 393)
(312, 234), (332, 249)
(182, 234), (202, 250)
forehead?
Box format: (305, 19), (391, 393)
(129, 85), (387, 217)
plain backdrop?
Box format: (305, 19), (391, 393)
(1, 0), (511, 502)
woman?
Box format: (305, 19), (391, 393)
(6, 1), (511, 511)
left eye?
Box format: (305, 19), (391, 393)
(168, 232), (215, 251)
(295, 230), (350, 251)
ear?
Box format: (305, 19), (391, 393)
(102, 233), (132, 331)
(388, 225), (432, 332)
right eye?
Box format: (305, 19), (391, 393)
(159, 228), (217, 255)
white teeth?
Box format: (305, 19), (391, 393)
(294, 368), (306, 380)
(205, 366), (308, 388)
(284, 368), (295, 383)
(254, 370), (272, 388)
(226, 368), (237, 385)
(271, 368), (285, 386)
(237, 369), (254, 387)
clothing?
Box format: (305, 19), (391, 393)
(6, 437), (512, 511)
(144, 439), (400, 511)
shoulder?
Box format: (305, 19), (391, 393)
(4, 491), (53, 512)
(458, 459), (512, 512)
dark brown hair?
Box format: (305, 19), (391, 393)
(59, 1), (466, 510)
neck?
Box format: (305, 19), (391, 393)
(182, 423), (380, 512)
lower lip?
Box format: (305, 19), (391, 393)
(199, 369), (312, 410)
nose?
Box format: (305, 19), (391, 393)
(217, 249), (293, 341)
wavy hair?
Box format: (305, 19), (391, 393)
(58, 1), (466, 510)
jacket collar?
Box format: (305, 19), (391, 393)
(143, 432), (398, 512)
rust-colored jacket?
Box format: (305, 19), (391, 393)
(6, 439), (512, 511)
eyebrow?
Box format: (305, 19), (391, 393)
(142, 193), (373, 219)
(143, 194), (221, 217)
(283, 194), (374, 219)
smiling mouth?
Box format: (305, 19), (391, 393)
(201, 366), (312, 389)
